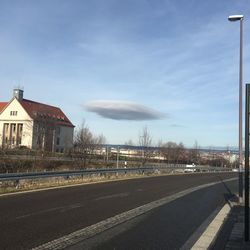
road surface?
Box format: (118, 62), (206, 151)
(0, 172), (237, 249)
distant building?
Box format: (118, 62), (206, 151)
(0, 89), (74, 152)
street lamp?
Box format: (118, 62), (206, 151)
(228, 15), (244, 21)
(228, 14), (244, 202)
(245, 83), (250, 241)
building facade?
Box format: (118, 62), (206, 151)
(0, 89), (74, 152)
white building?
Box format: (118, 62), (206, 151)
(0, 89), (74, 153)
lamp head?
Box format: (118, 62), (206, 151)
(228, 15), (244, 21)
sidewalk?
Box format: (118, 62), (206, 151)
(212, 203), (250, 249)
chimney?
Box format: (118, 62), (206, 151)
(13, 88), (24, 101)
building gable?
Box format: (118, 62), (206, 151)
(0, 89), (74, 152)
(0, 98), (32, 121)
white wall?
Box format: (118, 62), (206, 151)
(0, 98), (34, 148)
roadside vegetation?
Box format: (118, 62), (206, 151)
(0, 124), (237, 194)
(0, 125), (237, 174)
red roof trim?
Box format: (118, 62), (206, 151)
(0, 102), (8, 113)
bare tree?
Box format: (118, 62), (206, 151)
(32, 115), (57, 153)
(175, 142), (186, 163)
(74, 122), (94, 168)
(95, 134), (106, 147)
(89, 133), (106, 162)
(138, 126), (152, 167)
(74, 122), (106, 168)
(161, 141), (185, 164)
(188, 140), (201, 164)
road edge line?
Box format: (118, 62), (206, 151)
(191, 199), (236, 249)
(32, 177), (237, 250)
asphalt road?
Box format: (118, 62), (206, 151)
(92, 179), (237, 250)
(0, 172), (237, 249)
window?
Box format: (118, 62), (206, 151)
(10, 111), (18, 116)
(56, 137), (60, 145)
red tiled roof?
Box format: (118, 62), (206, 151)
(0, 102), (8, 113)
(20, 99), (74, 127)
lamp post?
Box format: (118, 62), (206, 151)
(116, 146), (119, 168)
(245, 83), (250, 241)
(228, 14), (244, 202)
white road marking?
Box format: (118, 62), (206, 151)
(16, 191), (130, 220)
(94, 192), (129, 201)
(32, 177), (237, 250)
(16, 203), (83, 219)
(191, 202), (232, 249)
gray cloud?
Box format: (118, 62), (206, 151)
(85, 100), (166, 121)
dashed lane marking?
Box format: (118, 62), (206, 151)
(94, 192), (130, 201)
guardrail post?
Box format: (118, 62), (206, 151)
(15, 179), (20, 189)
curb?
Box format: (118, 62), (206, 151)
(191, 200), (236, 249)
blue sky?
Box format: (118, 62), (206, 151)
(0, 0), (250, 148)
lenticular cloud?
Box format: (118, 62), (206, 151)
(85, 100), (166, 121)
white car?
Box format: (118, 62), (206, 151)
(184, 164), (196, 173)
(232, 168), (239, 172)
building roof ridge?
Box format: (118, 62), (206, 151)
(22, 98), (61, 110)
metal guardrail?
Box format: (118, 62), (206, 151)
(0, 165), (234, 182)
(0, 167), (154, 182)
